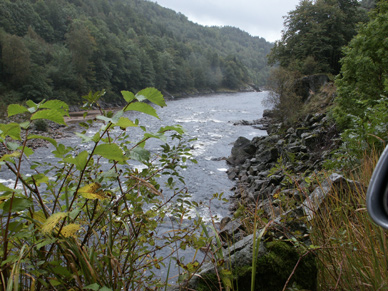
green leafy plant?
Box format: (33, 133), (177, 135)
(0, 88), (206, 290)
(326, 95), (388, 171)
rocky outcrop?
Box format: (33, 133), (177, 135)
(227, 112), (339, 216)
(170, 111), (345, 290)
(303, 173), (364, 221)
(168, 231), (317, 291)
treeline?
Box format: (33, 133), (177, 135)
(266, 0), (388, 167)
(0, 0), (273, 105)
(265, 0), (373, 123)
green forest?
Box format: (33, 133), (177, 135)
(0, 0), (273, 106)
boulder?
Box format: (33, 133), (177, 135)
(168, 233), (317, 291)
(228, 137), (257, 166)
(302, 173), (364, 220)
(219, 218), (245, 242)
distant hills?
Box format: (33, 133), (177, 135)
(0, 0), (273, 104)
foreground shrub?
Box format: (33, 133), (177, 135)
(0, 89), (206, 290)
(326, 95), (388, 171)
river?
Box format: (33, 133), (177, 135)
(155, 91), (269, 219)
(0, 91), (269, 282)
(1, 91), (269, 217)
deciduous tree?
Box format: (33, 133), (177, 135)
(268, 0), (366, 74)
(334, 0), (388, 128)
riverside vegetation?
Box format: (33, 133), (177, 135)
(0, 88), (216, 290)
(221, 0), (388, 289)
(2, 0), (388, 290)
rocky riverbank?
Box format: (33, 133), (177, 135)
(226, 110), (340, 220)
(173, 103), (367, 290)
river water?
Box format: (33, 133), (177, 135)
(155, 91), (269, 219)
(0, 91), (269, 281)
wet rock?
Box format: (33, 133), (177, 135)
(255, 147), (279, 164)
(219, 218), (245, 242)
(228, 137), (257, 166)
(302, 173), (364, 220)
(168, 235), (317, 291)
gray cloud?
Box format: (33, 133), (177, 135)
(153, 0), (301, 42)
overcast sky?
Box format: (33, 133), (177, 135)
(152, 0), (302, 43)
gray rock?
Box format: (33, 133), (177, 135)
(302, 173), (364, 220)
(302, 133), (320, 149)
(219, 218), (244, 242)
(228, 136), (257, 166)
(255, 147), (279, 164)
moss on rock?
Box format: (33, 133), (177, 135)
(253, 241), (317, 291)
(193, 241), (317, 291)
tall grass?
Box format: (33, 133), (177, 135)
(309, 149), (388, 290)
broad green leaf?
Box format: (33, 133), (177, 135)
(96, 115), (113, 123)
(36, 238), (56, 250)
(52, 144), (71, 158)
(26, 173), (49, 186)
(69, 207), (82, 220)
(80, 192), (107, 200)
(115, 117), (137, 129)
(78, 182), (101, 194)
(94, 144), (126, 162)
(8, 104), (28, 117)
(121, 90), (135, 103)
(19, 121), (30, 129)
(49, 279), (62, 287)
(100, 287), (113, 291)
(26, 100), (37, 108)
(52, 265), (71, 278)
(31, 109), (66, 125)
(0, 184), (15, 193)
(124, 102), (159, 119)
(27, 134), (58, 147)
(6, 142), (19, 151)
(128, 147), (150, 162)
(144, 132), (167, 142)
(0, 123), (21, 140)
(64, 151), (89, 171)
(41, 100), (69, 113)
(19, 146), (34, 157)
(8, 221), (24, 233)
(84, 284), (101, 291)
(2, 197), (33, 213)
(0, 151), (21, 163)
(41, 212), (68, 234)
(136, 88), (166, 107)
(75, 132), (97, 143)
(159, 125), (185, 134)
(99, 169), (119, 180)
(111, 110), (124, 123)
(92, 132), (101, 143)
(30, 211), (47, 224)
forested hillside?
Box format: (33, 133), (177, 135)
(0, 0), (273, 105)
